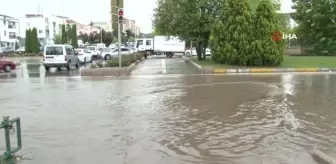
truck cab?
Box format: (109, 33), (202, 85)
(135, 38), (154, 54)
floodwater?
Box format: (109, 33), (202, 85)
(1, 57), (336, 164)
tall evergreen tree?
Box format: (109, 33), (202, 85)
(31, 28), (40, 53)
(71, 24), (78, 48)
(25, 29), (32, 53)
(211, 0), (254, 65)
(66, 24), (72, 43)
(61, 24), (67, 44)
(250, 0), (283, 66)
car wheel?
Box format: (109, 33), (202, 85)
(75, 60), (79, 69)
(4, 65), (11, 72)
(105, 54), (111, 60)
(45, 66), (50, 71)
(66, 61), (71, 70)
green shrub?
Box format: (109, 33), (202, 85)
(106, 53), (142, 67)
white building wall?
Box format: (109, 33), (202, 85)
(18, 15), (64, 45)
(0, 15), (20, 47)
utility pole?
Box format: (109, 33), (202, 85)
(100, 27), (103, 43)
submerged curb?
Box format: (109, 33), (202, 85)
(311, 149), (336, 164)
(182, 56), (202, 69)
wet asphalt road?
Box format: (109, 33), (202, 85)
(1, 56), (336, 164)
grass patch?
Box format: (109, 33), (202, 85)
(105, 52), (144, 67)
(189, 55), (336, 68)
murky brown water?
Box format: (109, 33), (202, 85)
(1, 58), (336, 163)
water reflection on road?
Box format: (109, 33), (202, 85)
(0, 58), (336, 163)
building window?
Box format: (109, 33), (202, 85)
(39, 30), (43, 33)
(8, 22), (16, 29)
(9, 32), (16, 39)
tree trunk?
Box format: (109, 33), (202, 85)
(196, 42), (202, 60)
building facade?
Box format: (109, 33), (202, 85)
(65, 19), (101, 36)
(92, 22), (112, 32)
(0, 14), (20, 48)
(19, 14), (64, 45)
(121, 18), (139, 35)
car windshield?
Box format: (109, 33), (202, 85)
(103, 48), (111, 52)
(45, 46), (63, 55)
(85, 46), (95, 51)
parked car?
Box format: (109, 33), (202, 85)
(185, 47), (211, 56)
(2, 47), (14, 54)
(101, 47), (133, 60)
(15, 46), (25, 54)
(43, 44), (80, 71)
(75, 48), (92, 63)
(84, 46), (101, 60)
(0, 59), (16, 73)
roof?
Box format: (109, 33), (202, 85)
(25, 14), (44, 18)
(0, 14), (14, 19)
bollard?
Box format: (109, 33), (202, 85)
(0, 116), (22, 164)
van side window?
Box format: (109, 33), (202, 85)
(146, 40), (151, 45)
(66, 47), (74, 55)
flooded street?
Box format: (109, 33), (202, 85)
(1, 57), (336, 163)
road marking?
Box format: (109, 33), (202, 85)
(162, 59), (167, 74)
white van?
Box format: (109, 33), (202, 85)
(43, 44), (80, 71)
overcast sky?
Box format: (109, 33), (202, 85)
(0, 0), (293, 33)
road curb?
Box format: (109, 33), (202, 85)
(81, 57), (144, 77)
(311, 149), (336, 164)
(183, 57), (336, 74)
(182, 56), (202, 69)
(212, 68), (333, 74)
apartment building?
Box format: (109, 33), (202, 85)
(19, 14), (64, 45)
(121, 18), (139, 36)
(0, 14), (20, 48)
(92, 22), (112, 32)
(65, 19), (101, 36)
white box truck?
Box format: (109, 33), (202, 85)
(135, 36), (185, 58)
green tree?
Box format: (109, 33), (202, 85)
(66, 24), (72, 43)
(89, 33), (95, 43)
(291, 0), (336, 55)
(31, 28), (40, 53)
(211, 0), (253, 65)
(61, 24), (67, 44)
(25, 29), (32, 53)
(79, 33), (89, 44)
(103, 32), (113, 47)
(53, 34), (62, 44)
(153, 0), (221, 60)
(125, 29), (132, 40)
(250, 0), (283, 66)
(71, 24), (78, 48)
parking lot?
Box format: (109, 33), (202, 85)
(1, 55), (336, 164)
